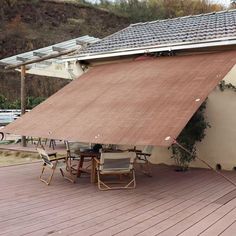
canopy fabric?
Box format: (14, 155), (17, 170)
(3, 51), (236, 147)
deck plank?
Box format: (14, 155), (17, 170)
(106, 181), (232, 236)
(0, 163), (236, 236)
(178, 198), (236, 236)
(199, 207), (236, 235)
(220, 221), (236, 236)
(133, 188), (233, 236)
(54, 171), (215, 235)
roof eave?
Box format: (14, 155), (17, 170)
(61, 37), (236, 62)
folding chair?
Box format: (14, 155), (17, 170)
(95, 151), (136, 190)
(65, 141), (93, 177)
(45, 139), (56, 150)
(65, 141), (80, 172)
(37, 147), (76, 185)
(135, 145), (153, 177)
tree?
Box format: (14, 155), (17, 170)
(96, 0), (224, 22)
(4, 0), (17, 7)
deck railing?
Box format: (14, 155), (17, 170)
(0, 109), (24, 126)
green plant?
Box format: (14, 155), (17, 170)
(8, 99), (21, 109)
(219, 80), (236, 92)
(0, 94), (9, 109)
(171, 101), (210, 171)
(27, 96), (45, 109)
(0, 94), (45, 109)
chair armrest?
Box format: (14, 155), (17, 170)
(136, 150), (142, 153)
(127, 148), (142, 153)
(136, 152), (151, 156)
(50, 156), (66, 161)
(47, 151), (57, 157)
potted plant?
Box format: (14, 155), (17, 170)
(171, 101), (210, 171)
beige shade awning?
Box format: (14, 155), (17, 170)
(3, 50), (236, 147)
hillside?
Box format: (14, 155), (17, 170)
(0, 0), (130, 101)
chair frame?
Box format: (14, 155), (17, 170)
(135, 151), (152, 177)
(128, 146), (153, 177)
(65, 141), (81, 174)
(65, 141), (93, 177)
(95, 152), (136, 191)
(37, 147), (76, 185)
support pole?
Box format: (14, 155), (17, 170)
(21, 65), (27, 147)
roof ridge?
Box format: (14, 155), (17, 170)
(130, 9), (236, 27)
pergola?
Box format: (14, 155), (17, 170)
(0, 35), (100, 146)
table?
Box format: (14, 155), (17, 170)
(76, 151), (100, 183)
(76, 149), (126, 183)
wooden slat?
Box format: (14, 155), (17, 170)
(200, 207), (236, 236)
(178, 199), (236, 236)
(97, 181), (232, 236)
(0, 163), (236, 236)
(220, 221), (236, 236)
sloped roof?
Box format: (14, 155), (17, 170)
(77, 10), (236, 58)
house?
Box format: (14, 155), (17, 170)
(2, 10), (236, 170)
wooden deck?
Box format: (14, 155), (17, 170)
(1, 163), (236, 236)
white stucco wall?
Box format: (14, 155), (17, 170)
(25, 61), (84, 79)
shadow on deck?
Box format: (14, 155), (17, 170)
(0, 163), (236, 236)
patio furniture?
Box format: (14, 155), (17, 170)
(36, 138), (56, 150)
(79, 151), (101, 183)
(26, 136), (34, 144)
(95, 151), (136, 190)
(45, 139), (56, 149)
(37, 147), (76, 185)
(133, 145), (153, 177)
(65, 141), (81, 174)
(65, 141), (95, 177)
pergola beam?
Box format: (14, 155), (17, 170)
(5, 47), (81, 70)
(16, 56), (29, 62)
(76, 39), (88, 47)
(33, 51), (47, 57)
(52, 46), (65, 52)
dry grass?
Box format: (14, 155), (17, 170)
(0, 150), (40, 167)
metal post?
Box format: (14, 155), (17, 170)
(21, 65), (27, 147)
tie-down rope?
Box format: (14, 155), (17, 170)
(170, 137), (236, 188)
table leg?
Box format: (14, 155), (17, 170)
(77, 156), (84, 177)
(91, 158), (97, 183)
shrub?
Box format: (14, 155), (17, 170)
(0, 94), (45, 109)
(171, 101), (210, 171)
